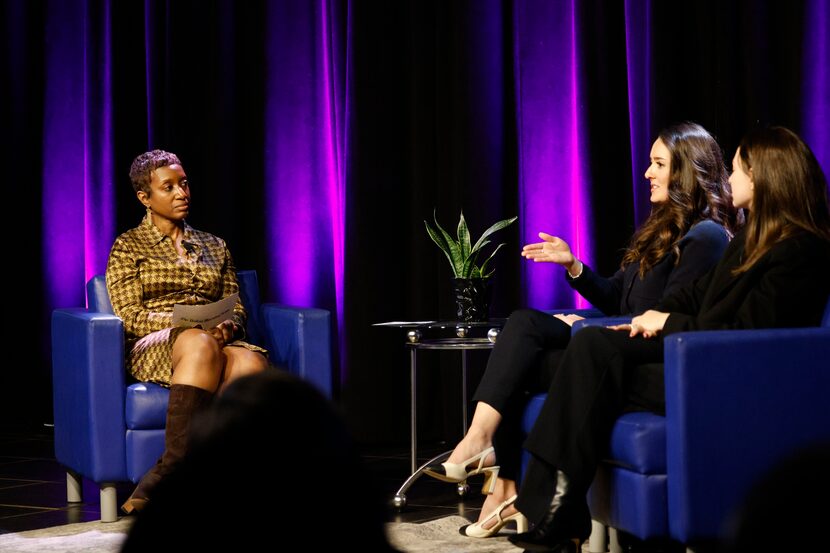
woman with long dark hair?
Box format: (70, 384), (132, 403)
(424, 122), (739, 537)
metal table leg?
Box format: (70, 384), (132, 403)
(461, 349), (468, 435)
(410, 347), (417, 475)
(393, 449), (453, 509)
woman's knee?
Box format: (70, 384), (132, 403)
(503, 308), (567, 342)
(173, 329), (223, 366)
(226, 349), (269, 379)
(501, 308), (541, 336)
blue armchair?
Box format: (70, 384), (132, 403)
(51, 270), (332, 522)
(522, 300), (830, 552)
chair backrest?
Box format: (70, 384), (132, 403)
(87, 271), (264, 346)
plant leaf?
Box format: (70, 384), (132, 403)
(433, 211), (464, 276)
(424, 220), (459, 276)
(471, 216), (518, 253)
(478, 242), (507, 277)
(461, 247), (483, 278)
(457, 211), (471, 262)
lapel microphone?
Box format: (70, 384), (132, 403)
(181, 240), (196, 254)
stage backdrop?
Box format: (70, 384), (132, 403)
(7, 0), (828, 442)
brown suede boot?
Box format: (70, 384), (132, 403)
(122, 384), (213, 514)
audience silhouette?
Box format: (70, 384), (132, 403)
(122, 370), (399, 551)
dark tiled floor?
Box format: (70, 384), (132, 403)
(0, 424), (484, 534)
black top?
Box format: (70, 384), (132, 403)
(567, 220), (730, 316)
(658, 229), (830, 334)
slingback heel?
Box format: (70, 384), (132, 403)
(459, 494), (528, 538)
(424, 446), (499, 493)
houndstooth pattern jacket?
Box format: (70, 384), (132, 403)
(105, 214), (265, 385)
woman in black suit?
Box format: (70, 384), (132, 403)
(508, 126), (830, 552)
(425, 122), (739, 537)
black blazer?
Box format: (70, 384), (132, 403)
(658, 229), (830, 334)
(568, 220), (730, 316)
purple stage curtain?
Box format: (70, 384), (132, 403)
(264, 0), (349, 370)
(624, 0), (653, 226)
(802, 0), (829, 177)
(513, 0), (592, 309)
(42, 0), (114, 310)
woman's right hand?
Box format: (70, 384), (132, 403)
(521, 232), (582, 275)
(209, 320), (238, 348)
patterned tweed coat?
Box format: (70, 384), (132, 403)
(106, 214), (266, 385)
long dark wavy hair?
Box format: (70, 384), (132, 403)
(622, 122), (739, 277)
(733, 126), (830, 274)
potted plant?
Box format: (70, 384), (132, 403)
(425, 210), (518, 321)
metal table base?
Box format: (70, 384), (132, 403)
(393, 336), (497, 509)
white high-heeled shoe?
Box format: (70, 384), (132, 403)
(423, 446), (499, 493)
(459, 494), (528, 538)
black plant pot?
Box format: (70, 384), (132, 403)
(452, 278), (492, 322)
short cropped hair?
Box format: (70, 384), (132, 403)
(129, 149), (182, 194)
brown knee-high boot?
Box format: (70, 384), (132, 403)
(122, 384), (213, 513)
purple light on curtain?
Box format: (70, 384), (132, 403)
(802, 0), (829, 177)
(624, 0), (653, 225)
(43, 0), (114, 309)
(264, 0), (346, 327)
(513, 0), (592, 310)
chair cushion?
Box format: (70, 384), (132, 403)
(607, 412), (666, 474)
(125, 383), (170, 429)
(589, 464), (668, 540)
(126, 429), (165, 482)
(524, 395), (666, 474)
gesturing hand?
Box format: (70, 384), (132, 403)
(521, 232), (581, 275)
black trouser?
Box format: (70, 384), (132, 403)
(472, 308), (572, 480)
(516, 325), (666, 524)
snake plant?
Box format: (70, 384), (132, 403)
(424, 210), (518, 279)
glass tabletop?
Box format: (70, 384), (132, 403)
(373, 318), (507, 329)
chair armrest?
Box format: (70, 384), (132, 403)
(260, 304), (333, 397)
(571, 316), (631, 334)
(51, 309), (127, 482)
(542, 307), (605, 319)
(663, 327), (830, 542)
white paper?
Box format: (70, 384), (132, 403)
(172, 293), (239, 329)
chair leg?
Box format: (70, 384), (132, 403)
(66, 471), (83, 503)
(609, 527), (623, 553)
(588, 519), (607, 552)
(100, 484), (118, 522)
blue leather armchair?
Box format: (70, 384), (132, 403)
(522, 300), (830, 552)
(51, 270), (332, 521)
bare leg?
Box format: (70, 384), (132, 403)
(170, 329), (224, 391)
(477, 477), (519, 526)
(445, 401), (501, 466)
(217, 347), (269, 394)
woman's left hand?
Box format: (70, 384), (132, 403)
(210, 320), (238, 347)
(608, 311), (669, 338)
(553, 313), (586, 327)
(628, 310), (669, 338)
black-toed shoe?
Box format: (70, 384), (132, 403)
(508, 470), (591, 552)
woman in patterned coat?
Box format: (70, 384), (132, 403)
(106, 149), (269, 514)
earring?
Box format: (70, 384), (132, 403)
(145, 205), (152, 216)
